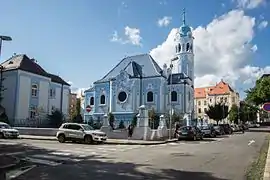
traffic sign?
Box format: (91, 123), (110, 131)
(262, 103), (270, 112)
(86, 105), (92, 112)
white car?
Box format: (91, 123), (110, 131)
(56, 123), (107, 144)
(0, 122), (19, 139)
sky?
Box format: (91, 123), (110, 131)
(0, 0), (269, 98)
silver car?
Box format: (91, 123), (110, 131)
(56, 123), (107, 144)
(0, 122), (19, 138)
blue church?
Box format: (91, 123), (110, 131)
(84, 11), (195, 126)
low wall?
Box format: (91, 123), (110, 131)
(15, 127), (58, 136)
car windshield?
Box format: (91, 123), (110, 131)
(81, 124), (94, 131)
(0, 124), (11, 129)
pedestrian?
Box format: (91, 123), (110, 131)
(127, 124), (134, 139)
(174, 123), (180, 138)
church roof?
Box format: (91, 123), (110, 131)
(0, 54), (70, 86)
(95, 54), (163, 83)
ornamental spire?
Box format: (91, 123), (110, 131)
(182, 8), (186, 25)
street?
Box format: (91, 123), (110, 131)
(0, 132), (267, 180)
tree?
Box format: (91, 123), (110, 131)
(108, 112), (115, 129)
(0, 111), (9, 124)
(205, 103), (229, 125)
(47, 110), (64, 128)
(148, 108), (159, 129)
(0, 66), (7, 104)
(246, 77), (270, 105)
(239, 102), (258, 122)
(172, 112), (183, 126)
(118, 120), (125, 129)
(72, 98), (83, 123)
(228, 104), (239, 124)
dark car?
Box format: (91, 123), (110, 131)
(199, 125), (216, 138)
(219, 124), (233, 134)
(177, 126), (204, 141)
(213, 125), (225, 135)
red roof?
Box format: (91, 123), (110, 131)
(195, 80), (233, 98)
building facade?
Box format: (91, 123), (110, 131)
(194, 80), (240, 120)
(0, 54), (70, 126)
(84, 12), (195, 126)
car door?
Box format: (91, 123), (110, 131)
(67, 124), (80, 139)
(72, 124), (84, 139)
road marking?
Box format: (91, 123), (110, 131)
(49, 152), (71, 156)
(6, 165), (36, 180)
(31, 154), (81, 162)
(23, 157), (62, 166)
(248, 140), (255, 146)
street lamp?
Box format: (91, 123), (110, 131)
(0, 35), (12, 106)
(169, 56), (178, 139)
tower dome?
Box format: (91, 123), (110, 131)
(179, 9), (192, 37)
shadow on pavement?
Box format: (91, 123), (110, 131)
(0, 141), (229, 180)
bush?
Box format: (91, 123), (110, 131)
(73, 114), (83, 123)
(47, 110), (64, 128)
(0, 112), (9, 124)
(118, 120), (125, 129)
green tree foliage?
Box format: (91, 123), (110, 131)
(47, 110), (64, 128)
(131, 115), (137, 126)
(0, 111), (9, 124)
(228, 104), (239, 124)
(239, 102), (258, 122)
(246, 77), (270, 105)
(72, 98), (83, 123)
(148, 108), (159, 129)
(172, 112), (183, 126)
(205, 103), (229, 125)
(87, 117), (94, 127)
(108, 112), (115, 129)
(118, 120), (125, 129)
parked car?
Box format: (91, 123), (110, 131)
(213, 125), (225, 135)
(248, 122), (260, 128)
(177, 126), (204, 141)
(198, 125), (216, 138)
(219, 124), (233, 134)
(0, 122), (19, 139)
(231, 124), (240, 132)
(56, 123), (107, 144)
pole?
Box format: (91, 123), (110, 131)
(169, 62), (173, 140)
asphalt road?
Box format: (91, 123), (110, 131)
(0, 131), (267, 180)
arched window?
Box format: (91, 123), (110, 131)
(190, 44), (193, 52)
(90, 97), (94, 105)
(100, 95), (105, 105)
(186, 43), (190, 52)
(175, 46), (178, 53)
(147, 91), (154, 102)
(171, 91), (177, 102)
(31, 84), (38, 97)
(178, 44), (181, 52)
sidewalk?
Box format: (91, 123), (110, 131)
(19, 135), (178, 145)
(265, 141), (270, 180)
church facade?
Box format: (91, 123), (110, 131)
(84, 12), (195, 126)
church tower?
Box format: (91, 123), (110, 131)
(174, 9), (194, 85)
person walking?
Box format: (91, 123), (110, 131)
(127, 124), (134, 139)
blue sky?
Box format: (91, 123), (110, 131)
(0, 0), (269, 96)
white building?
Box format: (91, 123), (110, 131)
(0, 54), (70, 126)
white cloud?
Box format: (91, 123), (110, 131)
(150, 9), (269, 89)
(258, 20), (268, 30)
(234, 0), (266, 9)
(157, 16), (172, 27)
(110, 26), (142, 46)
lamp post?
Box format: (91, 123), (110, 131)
(169, 57), (178, 139)
(0, 35), (12, 106)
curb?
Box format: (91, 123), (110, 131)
(264, 140), (270, 180)
(19, 136), (178, 145)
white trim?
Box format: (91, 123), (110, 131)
(117, 90), (128, 104)
(31, 83), (38, 97)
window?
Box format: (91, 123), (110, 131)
(198, 108), (201, 113)
(209, 98), (212, 103)
(186, 43), (190, 51)
(29, 106), (37, 118)
(147, 91), (154, 102)
(31, 84), (38, 97)
(49, 88), (56, 98)
(198, 101), (201, 106)
(224, 97), (227, 102)
(100, 95), (106, 105)
(204, 108), (207, 113)
(178, 44), (181, 52)
(204, 100), (207, 105)
(171, 91), (177, 102)
(90, 97), (94, 105)
(118, 91), (127, 102)
(190, 44), (193, 52)
(232, 97), (235, 103)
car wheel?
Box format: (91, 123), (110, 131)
(84, 135), (93, 144)
(0, 133), (4, 139)
(58, 134), (65, 143)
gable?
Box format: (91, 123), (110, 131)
(95, 54), (163, 83)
